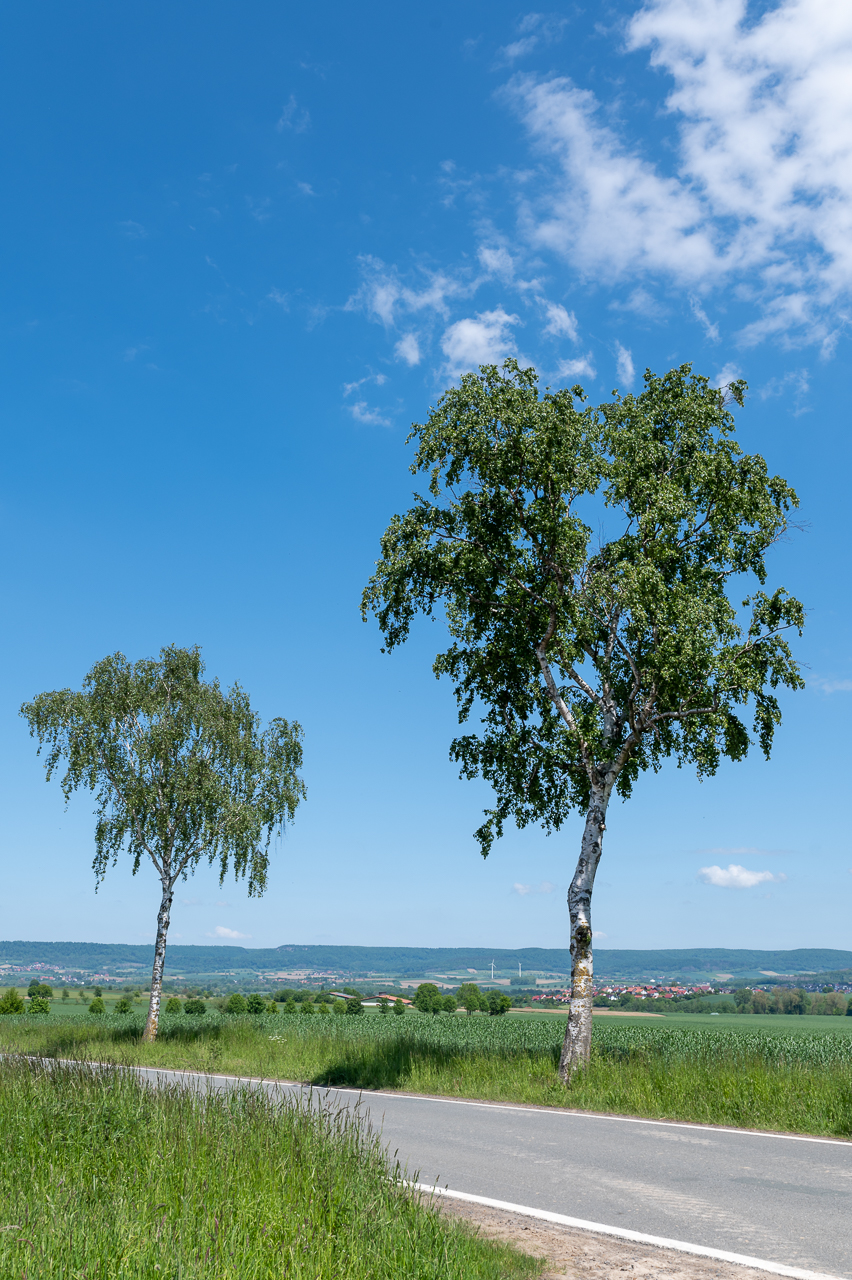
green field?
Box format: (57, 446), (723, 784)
(3, 1006), (852, 1137)
(0, 1056), (538, 1280)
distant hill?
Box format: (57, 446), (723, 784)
(1, 940), (851, 980)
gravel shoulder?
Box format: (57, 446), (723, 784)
(435, 1199), (791, 1280)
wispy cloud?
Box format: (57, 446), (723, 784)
(513, 880), (557, 896)
(698, 863), (787, 889)
(208, 925), (251, 939)
(118, 220), (147, 239)
(295, 181), (316, 197)
(810, 676), (852, 694)
(496, 13), (568, 65)
(696, 846), (792, 858)
(614, 341), (635, 387)
(690, 296), (720, 342)
(343, 373), (390, 426)
(277, 95), (310, 133)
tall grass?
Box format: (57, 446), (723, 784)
(0, 1057), (538, 1279)
(2, 1011), (852, 1136)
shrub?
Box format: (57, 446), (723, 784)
(88, 998), (105, 1015)
(333, 1000), (346, 1016)
(442, 995), (457, 1014)
(0, 988), (24, 1015)
(318, 1004), (330, 1016)
(28, 981), (53, 999)
(225, 993), (247, 1014)
(115, 997), (133, 1015)
(184, 999), (206, 1016)
(28, 996), (51, 1015)
(393, 998), (406, 1016)
(164, 998), (182, 1014)
(284, 998), (298, 1016)
(379, 997), (389, 1015)
(266, 1000), (278, 1015)
(300, 1001), (314, 1016)
(345, 995), (365, 1017)
(246, 993), (267, 1015)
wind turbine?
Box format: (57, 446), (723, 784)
(490, 960), (495, 980)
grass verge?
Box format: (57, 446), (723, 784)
(0, 1056), (539, 1279)
(2, 1012), (852, 1137)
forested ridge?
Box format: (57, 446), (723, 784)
(2, 941), (851, 977)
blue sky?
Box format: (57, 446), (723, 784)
(1, 0), (850, 953)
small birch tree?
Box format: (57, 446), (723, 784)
(363, 362), (803, 1080)
(21, 645), (305, 1041)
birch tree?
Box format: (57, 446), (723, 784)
(21, 645), (305, 1041)
(363, 362), (803, 1079)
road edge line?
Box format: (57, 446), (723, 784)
(414, 1184), (846, 1280)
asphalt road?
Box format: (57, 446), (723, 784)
(139, 1069), (852, 1278)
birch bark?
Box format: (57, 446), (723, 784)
(558, 784), (610, 1080)
(142, 879), (174, 1042)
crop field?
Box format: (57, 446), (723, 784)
(2, 1008), (852, 1137)
(0, 1056), (538, 1280)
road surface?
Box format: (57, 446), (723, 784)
(137, 1068), (852, 1278)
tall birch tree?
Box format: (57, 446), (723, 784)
(21, 645), (305, 1041)
(363, 362), (803, 1079)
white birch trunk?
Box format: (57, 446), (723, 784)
(558, 785), (609, 1081)
(142, 880), (173, 1042)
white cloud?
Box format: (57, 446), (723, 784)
(711, 362), (742, 390)
(209, 925), (251, 939)
(555, 354), (595, 381)
(614, 341), (635, 387)
(267, 288), (289, 309)
(295, 181), (316, 197)
(440, 307), (520, 375)
(698, 863), (787, 889)
(277, 95), (310, 133)
(592, 931), (607, 939)
(810, 676), (852, 694)
(505, 0), (852, 346)
(394, 332), (422, 366)
(541, 300), (578, 341)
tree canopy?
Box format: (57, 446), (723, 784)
(364, 361), (803, 1073)
(21, 645), (305, 1040)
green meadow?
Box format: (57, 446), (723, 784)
(2, 1005), (851, 1138)
(0, 1056), (538, 1280)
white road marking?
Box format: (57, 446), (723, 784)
(415, 1184), (848, 1280)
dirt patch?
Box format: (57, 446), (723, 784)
(592, 1010), (664, 1018)
(435, 1198), (778, 1280)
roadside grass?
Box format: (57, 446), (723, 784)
(2, 1012), (851, 1137)
(0, 1056), (539, 1280)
